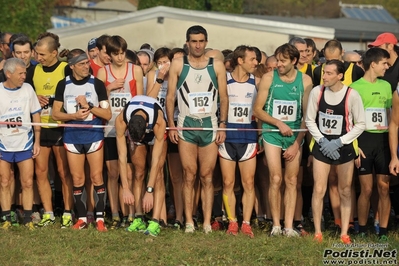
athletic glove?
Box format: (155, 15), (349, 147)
(320, 138), (343, 160)
(318, 137), (329, 149)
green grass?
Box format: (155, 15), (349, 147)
(1, 221), (399, 266)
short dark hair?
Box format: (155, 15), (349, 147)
(106, 35), (127, 56)
(36, 32), (60, 52)
(231, 45), (256, 69)
(325, 59), (345, 80)
(66, 48), (86, 62)
(171, 47), (187, 58)
(128, 115), (146, 142)
(96, 34), (111, 51)
(186, 25), (208, 42)
(153, 47), (172, 63)
(362, 48), (390, 71)
(324, 39), (343, 53)
(274, 43), (300, 66)
(126, 49), (139, 65)
(304, 38), (317, 52)
(12, 36), (33, 51)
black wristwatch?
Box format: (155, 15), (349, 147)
(87, 102), (94, 110)
(146, 186), (154, 193)
(156, 78), (164, 84)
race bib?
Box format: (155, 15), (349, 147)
(228, 102), (251, 124)
(272, 100), (297, 122)
(0, 113), (26, 136)
(66, 99), (93, 121)
(110, 92), (130, 115)
(365, 108), (387, 130)
(40, 95), (55, 117)
(157, 89), (167, 108)
(188, 92), (213, 114)
(318, 111), (343, 135)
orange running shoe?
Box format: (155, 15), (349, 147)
(96, 220), (108, 232)
(241, 223), (254, 238)
(341, 234), (351, 244)
(226, 221), (239, 236)
(313, 233), (323, 243)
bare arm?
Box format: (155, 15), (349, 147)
(253, 72), (293, 136)
(32, 112), (41, 159)
(214, 59), (228, 145)
(166, 58), (182, 144)
(116, 113), (134, 205)
(134, 65), (144, 95)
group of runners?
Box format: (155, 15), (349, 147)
(0, 26), (399, 245)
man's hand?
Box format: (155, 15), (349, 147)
(107, 78), (125, 92)
(32, 143), (40, 159)
(37, 95), (49, 108)
(389, 157), (399, 176)
(122, 188), (135, 206)
(142, 192), (154, 213)
(276, 121), (293, 136)
(283, 142), (299, 162)
(355, 148), (366, 169)
(74, 108), (90, 121)
(168, 129), (179, 144)
(215, 130), (226, 145)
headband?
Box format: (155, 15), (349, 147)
(68, 53), (88, 65)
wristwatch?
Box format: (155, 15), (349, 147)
(146, 186), (154, 193)
(156, 78), (164, 84)
(87, 102), (94, 110)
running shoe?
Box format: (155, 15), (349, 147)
(31, 212), (41, 225)
(314, 233), (323, 243)
(96, 220), (108, 232)
(120, 216), (129, 228)
(270, 226), (282, 236)
(241, 223), (254, 238)
(37, 213), (56, 227)
(1, 220), (12, 230)
(185, 223), (195, 233)
(341, 234), (352, 244)
(172, 220), (184, 230)
(211, 220), (224, 231)
(284, 228), (300, 237)
(226, 221), (239, 236)
(144, 221), (160, 237)
(24, 222), (35, 231)
(126, 217), (146, 232)
(294, 223), (309, 236)
(61, 215), (73, 229)
(72, 219), (88, 230)
(110, 219), (121, 230)
(10, 211), (19, 227)
(203, 224), (212, 234)
(159, 219), (168, 229)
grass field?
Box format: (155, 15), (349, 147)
(1, 219), (398, 266)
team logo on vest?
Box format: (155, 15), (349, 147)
(85, 92), (92, 98)
(245, 92), (253, 98)
(274, 84), (283, 88)
(8, 107), (22, 112)
(195, 74), (202, 84)
(43, 82), (53, 91)
(326, 108), (334, 115)
(292, 86), (297, 92)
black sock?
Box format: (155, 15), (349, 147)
(294, 220), (301, 228)
(73, 186), (87, 218)
(379, 227), (387, 236)
(359, 225), (367, 233)
(94, 184), (106, 218)
(54, 190), (64, 209)
(23, 210), (32, 224)
(152, 218), (159, 224)
(212, 190), (223, 218)
(11, 204), (16, 212)
(32, 204), (41, 213)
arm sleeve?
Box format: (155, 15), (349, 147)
(54, 79), (66, 102)
(340, 89), (366, 145)
(305, 86), (324, 142)
(94, 78), (108, 102)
